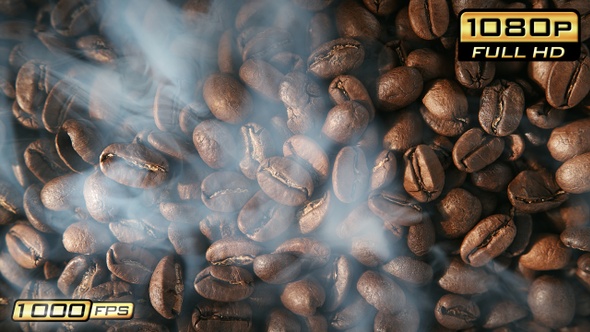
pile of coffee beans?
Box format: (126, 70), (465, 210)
(1, 0), (590, 331)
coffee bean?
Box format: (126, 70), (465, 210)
(556, 152), (590, 194)
(146, 131), (193, 161)
(24, 184), (66, 233)
(192, 300), (252, 331)
(546, 53), (590, 110)
(460, 214), (516, 267)
(192, 119), (236, 169)
(206, 236), (263, 266)
(307, 38), (365, 79)
(329, 291), (375, 330)
(15, 60), (51, 115)
(283, 135), (330, 185)
(50, 0), (97, 37)
(199, 213), (240, 242)
(434, 294), (480, 330)
(42, 79), (84, 134)
(296, 190), (331, 234)
(329, 75), (375, 120)
(6, 223), (48, 269)
(528, 275), (575, 328)
(99, 143), (169, 189)
(239, 122), (275, 180)
(57, 255), (108, 298)
(0, 249), (35, 288)
(83, 280), (133, 301)
(201, 171), (255, 213)
(332, 146), (369, 203)
(561, 226), (590, 252)
(239, 59), (284, 101)
(526, 100), (565, 130)
(257, 156), (314, 206)
(0, 180), (22, 226)
(253, 253), (302, 284)
(508, 170), (568, 213)
(241, 27), (293, 62)
(382, 256), (433, 286)
(370, 149), (397, 191)
(63, 220), (114, 255)
(454, 51), (495, 89)
(479, 79), (525, 136)
(321, 100), (370, 144)
(274, 237), (331, 269)
(40, 173), (85, 211)
(452, 128), (504, 173)
(76, 35), (116, 64)
(403, 144), (445, 203)
(109, 217), (169, 249)
(520, 233), (572, 270)
(438, 256), (493, 295)
(362, 0), (397, 16)
(547, 118), (590, 162)
(506, 213), (533, 257)
(150, 255), (183, 319)
(376, 66), (423, 111)
(203, 73), (252, 124)
(374, 304), (420, 332)
(24, 138), (70, 183)
(279, 71), (327, 135)
(106, 242), (158, 285)
(406, 48), (453, 81)
(194, 265), (254, 302)
(357, 270), (405, 313)
(420, 81), (467, 138)
(407, 215), (435, 256)
(266, 308), (301, 332)
(56, 119), (103, 172)
(435, 188), (481, 239)
(482, 300), (528, 329)
(335, 0), (382, 42)
(281, 277), (325, 317)
(408, 0), (449, 40)
(238, 190), (295, 242)
(382, 108), (423, 153)
(368, 190), (423, 227)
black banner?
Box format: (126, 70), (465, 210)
(458, 42), (580, 61)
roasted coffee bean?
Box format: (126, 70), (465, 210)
(374, 304), (420, 332)
(194, 265), (254, 302)
(376, 66), (423, 111)
(283, 135), (330, 185)
(460, 214), (516, 267)
(76, 35), (116, 64)
(0, 249), (34, 289)
(6, 223), (48, 269)
(382, 108), (423, 153)
(357, 270), (405, 313)
(307, 38), (365, 79)
(436, 188), (481, 239)
(403, 144), (444, 203)
(370, 150), (397, 191)
(469, 162), (512, 193)
(24, 184), (66, 233)
(296, 190), (331, 234)
(479, 79), (525, 136)
(242, 27), (293, 62)
(192, 300), (252, 332)
(257, 156), (314, 206)
(335, 0), (381, 42)
(281, 277), (325, 317)
(556, 152), (590, 194)
(42, 79), (84, 134)
(561, 226), (590, 252)
(507, 170), (568, 213)
(50, 0), (97, 37)
(150, 255), (183, 319)
(435, 294), (480, 330)
(406, 48), (452, 82)
(238, 190), (295, 242)
(332, 146), (369, 203)
(502, 133), (526, 162)
(482, 300), (527, 329)
(420, 80), (469, 138)
(321, 100), (370, 144)
(63, 220), (114, 255)
(56, 119), (103, 172)
(274, 237), (331, 269)
(266, 308), (301, 332)
(329, 291), (375, 330)
(382, 256), (433, 286)
(57, 255), (107, 298)
(506, 213), (533, 257)
(106, 243), (158, 285)
(329, 75), (375, 120)
(279, 71), (327, 135)
(99, 143), (169, 189)
(82, 280), (133, 301)
(452, 128), (504, 173)
(408, 0), (449, 40)
(199, 213), (240, 242)
(239, 59), (284, 101)
(201, 171), (255, 213)
(239, 122), (275, 180)
(526, 100), (565, 130)
(547, 118), (590, 161)
(454, 51), (495, 89)
(15, 60), (51, 115)
(0, 180), (22, 226)
(546, 53), (590, 110)
(206, 236), (263, 266)
(520, 233), (572, 270)
(407, 215), (435, 256)
(24, 138), (70, 183)
(12, 99), (40, 130)
(83, 170), (139, 223)
(528, 275), (575, 329)
(109, 217), (169, 249)
(203, 73), (252, 124)
(368, 190), (423, 227)
(193, 119), (236, 169)
(253, 253), (302, 284)
(438, 256), (493, 295)
(40, 172), (85, 211)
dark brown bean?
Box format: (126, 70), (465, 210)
(194, 265), (254, 302)
(307, 38), (365, 79)
(332, 146), (369, 203)
(452, 128), (504, 173)
(434, 294), (480, 330)
(403, 144), (445, 203)
(556, 152), (590, 194)
(201, 171), (255, 213)
(257, 157), (314, 206)
(528, 275), (575, 328)
(520, 233), (572, 271)
(149, 255), (183, 319)
(460, 214), (516, 267)
(376, 66), (423, 111)
(507, 170), (568, 213)
(203, 73), (253, 124)
(408, 0), (449, 40)
(478, 79), (525, 136)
